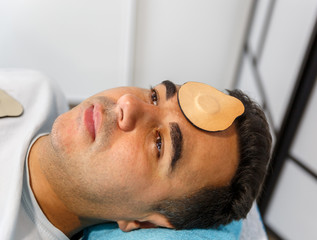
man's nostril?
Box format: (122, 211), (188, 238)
(120, 108), (123, 121)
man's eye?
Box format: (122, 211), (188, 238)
(156, 131), (162, 158)
(150, 88), (158, 106)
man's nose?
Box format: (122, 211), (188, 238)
(117, 94), (156, 131)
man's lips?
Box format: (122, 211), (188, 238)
(85, 105), (103, 139)
(84, 105), (96, 140)
(93, 103), (102, 137)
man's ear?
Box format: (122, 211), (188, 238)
(117, 213), (174, 232)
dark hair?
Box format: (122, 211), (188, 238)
(152, 89), (272, 229)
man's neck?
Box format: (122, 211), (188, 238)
(28, 135), (98, 237)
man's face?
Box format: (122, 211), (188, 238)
(48, 81), (239, 224)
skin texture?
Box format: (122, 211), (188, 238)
(28, 82), (239, 237)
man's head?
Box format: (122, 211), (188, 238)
(45, 80), (271, 231)
(152, 89), (272, 229)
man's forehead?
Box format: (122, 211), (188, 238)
(154, 81), (240, 182)
(177, 81), (244, 132)
(155, 81), (244, 132)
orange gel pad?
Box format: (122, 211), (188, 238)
(178, 82), (244, 131)
(0, 89), (24, 118)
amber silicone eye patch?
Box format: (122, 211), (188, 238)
(0, 89), (24, 118)
(177, 82), (244, 132)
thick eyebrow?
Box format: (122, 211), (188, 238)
(160, 80), (183, 172)
(162, 80), (177, 100)
(169, 122), (183, 172)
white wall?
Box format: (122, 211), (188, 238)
(133, 0), (252, 88)
(0, 0), (252, 104)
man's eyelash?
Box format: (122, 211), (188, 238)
(150, 87), (158, 106)
(150, 87), (161, 158)
(155, 130), (162, 158)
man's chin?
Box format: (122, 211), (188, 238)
(50, 113), (77, 156)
